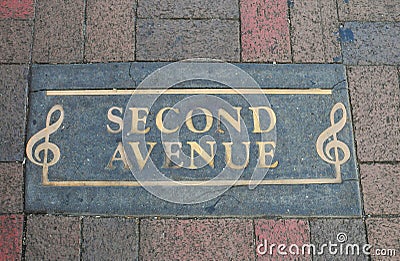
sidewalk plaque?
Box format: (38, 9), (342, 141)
(26, 62), (361, 216)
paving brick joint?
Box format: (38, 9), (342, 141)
(0, 0), (399, 260)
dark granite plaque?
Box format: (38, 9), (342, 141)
(26, 62), (361, 216)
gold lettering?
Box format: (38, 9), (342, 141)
(156, 107), (180, 134)
(187, 141), (216, 169)
(249, 107), (276, 133)
(129, 107), (150, 134)
(107, 106), (123, 134)
(106, 142), (129, 170)
(256, 141), (278, 168)
(223, 142), (250, 169)
(185, 108), (213, 133)
(162, 142), (183, 168)
(217, 107), (242, 133)
(128, 141), (156, 170)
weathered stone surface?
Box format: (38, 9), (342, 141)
(140, 219), (254, 260)
(82, 217), (138, 260)
(33, 0), (84, 63)
(255, 219), (310, 260)
(0, 20), (32, 63)
(137, 0), (238, 19)
(0, 163), (23, 213)
(360, 164), (400, 215)
(338, 0), (400, 22)
(310, 219), (367, 260)
(25, 215), (80, 260)
(0, 65), (29, 161)
(136, 19), (240, 61)
(0, 214), (23, 260)
(341, 22), (400, 65)
(241, 0), (291, 62)
(366, 218), (399, 260)
(0, 0), (34, 19)
(347, 66), (400, 162)
(85, 0), (135, 62)
(25, 62), (361, 216)
(290, 0), (341, 63)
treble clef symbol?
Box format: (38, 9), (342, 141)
(26, 105), (64, 176)
(316, 103), (350, 171)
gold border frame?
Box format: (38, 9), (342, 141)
(40, 88), (342, 187)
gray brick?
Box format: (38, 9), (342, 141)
(0, 20), (32, 63)
(310, 219), (367, 260)
(25, 215), (80, 260)
(290, 0), (341, 63)
(33, 0), (85, 63)
(0, 65), (28, 161)
(85, 0), (136, 62)
(82, 217), (138, 260)
(341, 22), (400, 65)
(347, 66), (400, 162)
(137, 0), (239, 19)
(136, 19), (240, 62)
(0, 164), (23, 213)
(338, 0), (400, 22)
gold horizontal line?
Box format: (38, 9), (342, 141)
(43, 177), (341, 187)
(46, 88), (332, 96)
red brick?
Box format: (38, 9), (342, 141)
(25, 215), (80, 260)
(85, 0), (135, 62)
(360, 164), (400, 215)
(255, 219), (310, 260)
(0, 214), (23, 260)
(140, 218), (254, 260)
(241, 0), (291, 62)
(366, 218), (399, 260)
(33, 0), (84, 63)
(0, 0), (34, 19)
(290, 0), (341, 63)
(347, 66), (400, 161)
(0, 163), (23, 213)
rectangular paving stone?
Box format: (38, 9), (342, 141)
(0, 0), (34, 19)
(140, 219), (254, 260)
(366, 218), (399, 260)
(0, 214), (23, 260)
(0, 163), (23, 213)
(347, 66), (400, 162)
(310, 219), (367, 260)
(33, 0), (84, 63)
(0, 19), (32, 63)
(136, 19), (240, 61)
(25, 62), (361, 216)
(0, 65), (29, 162)
(290, 0), (341, 63)
(360, 164), (400, 215)
(137, 0), (239, 19)
(25, 215), (80, 260)
(255, 219), (310, 260)
(341, 22), (400, 65)
(338, 0), (400, 22)
(82, 217), (138, 260)
(85, 0), (135, 62)
(240, 0), (291, 62)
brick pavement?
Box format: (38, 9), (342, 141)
(0, 0), (399, 260)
